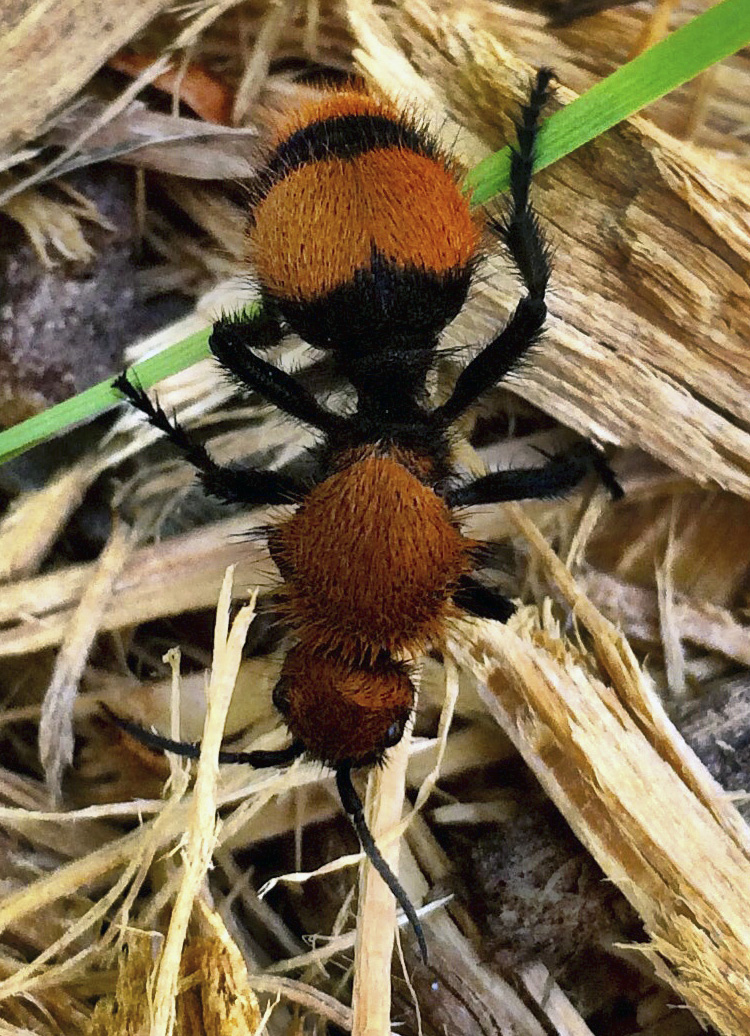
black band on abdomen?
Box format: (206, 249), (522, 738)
(255, 113), (440, 201)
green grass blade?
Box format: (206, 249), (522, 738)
(0, 328), (212, 464)
(465, 0), (750, 204)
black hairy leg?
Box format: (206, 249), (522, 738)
(446, 441), (623, 509)
(453, 575), (516, 622)
(335, 763), (429, 964)
(114, 372), (304, 506)
(106, 707), (305, 767)
(498, 66), (555, 295)
(434, 69), (553, 426)
(588, 448), (624, 501)
(210, 314), (346, 436)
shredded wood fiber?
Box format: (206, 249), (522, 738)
(0, 2), (749, 1036)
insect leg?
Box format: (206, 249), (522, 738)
(453, 575), (516, 622)
(115, 372), (303, 506)
(210, 314), (346, 435)
(107, 709), (304, 767)
(445, 441), (623, 507)
(433, 69), (553, 426)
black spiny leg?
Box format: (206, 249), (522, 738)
(453, 575), (516, 622)
(446, 441), (623, 508)
(335, 763), (428, 964)
(106, 708), (305, 767)
(434, 69), (554, 427)
(114, 373), (303, 506)
(210, 313), (346, 436)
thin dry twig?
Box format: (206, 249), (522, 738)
(39, 520), (133, 797)
(150, 571), (257, 1036)
(352, 714), (414, 1036)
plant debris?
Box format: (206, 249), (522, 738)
(1, 3), (749, 1036)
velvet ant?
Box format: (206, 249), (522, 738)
(114, 68), (621, 963)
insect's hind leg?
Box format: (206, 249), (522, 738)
(453, 575), (516, 623)
(114, 372), (304, 506)
(106, 708), (304, 766)
(335, 762), (429, 964)
(433, 69), (554, 426)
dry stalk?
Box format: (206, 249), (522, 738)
(149, 569), (256, 1036)
(0, 462), (100, 582)
(0, 0), (173, 151)
(583, 570), (750, 668)
(39, 519), (133, 797)
(351, 715), (413, 1036)
(0, 514), (272, 658)
(231, 0), (298, 122)
(0, 823), (144, 937)
(247, 974), (353, 1029)
(520, 961), (596, 1036)
(506, 502), (750, 852)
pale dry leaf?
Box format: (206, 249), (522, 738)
(0, 0), (175, 151)
(39, 520), (134, 797)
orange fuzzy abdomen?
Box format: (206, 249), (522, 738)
(273, 452), (475, 661)
(278, 647), (414, 766)
(249, 148), (480, 303)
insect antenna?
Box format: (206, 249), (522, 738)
(335, 762), (428, 964)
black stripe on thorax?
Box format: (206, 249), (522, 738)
(254, 113), (442, 202)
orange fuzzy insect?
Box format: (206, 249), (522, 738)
(115, 69), (620, 963)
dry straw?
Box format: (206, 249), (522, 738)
(0, 1), (749, 1035)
